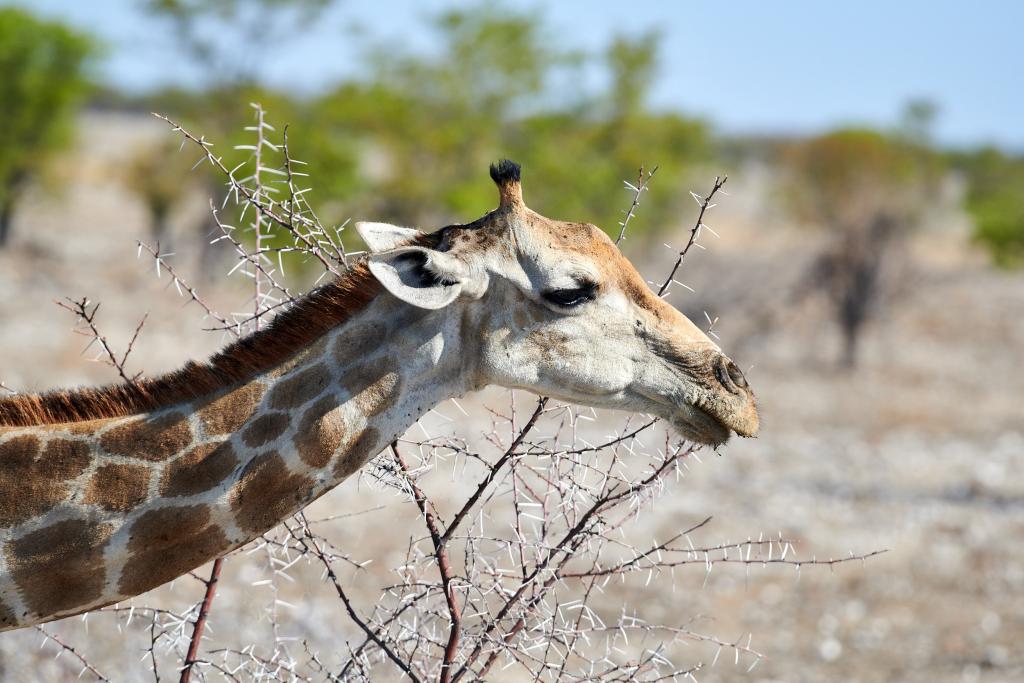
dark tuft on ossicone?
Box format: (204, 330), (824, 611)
(489, 159), (521, 186)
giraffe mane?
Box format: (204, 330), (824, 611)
(0, 263), (382, 427)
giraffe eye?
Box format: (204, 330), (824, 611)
(542, 282), (598, 308)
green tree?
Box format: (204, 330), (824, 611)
(309, 6), (708, 234)
(955, 148), (1024, 268)
(0, 8), (94, 246)
(141, 0), (330, 86)
(135, 4), (708, 269)
(124, 138), (208, 244)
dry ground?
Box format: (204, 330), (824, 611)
(0, 112), (1021, 682)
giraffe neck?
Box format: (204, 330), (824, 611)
(0, 293), (476, 630)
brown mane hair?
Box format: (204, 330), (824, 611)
(0, 263), (382, 427)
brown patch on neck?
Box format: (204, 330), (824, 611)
(161, 441), (239, 498)
(6, 517), (114, 620)
(230, 450), (315, 535)
(82, 463), (151, 512)
(0, 264), (382, 427)
(333, 427), (383, 479)
(100, 411), (192, 462)
(119, 505), (228, 596)
(0, 435), (90, 527)
(293, 396), (348, 468)
(198, 383), (266, 437)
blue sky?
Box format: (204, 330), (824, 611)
(10, 0), (1023, 149)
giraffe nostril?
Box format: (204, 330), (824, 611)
(726, 360), (747, 388)
(714, 356), (747, 393)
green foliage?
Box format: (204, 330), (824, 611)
(142, 0), (330, 84)
(302, 6), (708, 239)
(145, 4), (709, 251)
(955, 148), (1024, 268)
(124, 138), (206, 240)
(0, 7), (94, 241)
(785, 128), (941, 230)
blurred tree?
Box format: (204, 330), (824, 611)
(899, 98), (938, 146)
(955, 148), (1024, 268)
(0, 8), (94, 247)
(134, 4), (708, 270)
(141, 0), (331, 87)
(310, 6), (709, 234)
(786, 128), (942, 367)
(124, 139), (206, 244)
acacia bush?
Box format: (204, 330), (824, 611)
(955, 147), (1024, 268)
(127, 4), (710, 259)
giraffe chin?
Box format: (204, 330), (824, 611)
(666, 405), (733, 448)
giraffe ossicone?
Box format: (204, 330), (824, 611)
(0, 160), (758, 631)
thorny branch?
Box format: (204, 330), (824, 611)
(615, 165), (658, 244)
(296, 521), (423, 683)
(392, 443), (462, 683)
(441, 396), (549, 545)
(56, 296), (147, 386)
(154, 113), (347, 277)
(35, 625), (111, 682)
(658, 175), (728, 296)
(137, 240), (238, 336)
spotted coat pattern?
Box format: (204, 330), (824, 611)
(0, 294), (470, 631)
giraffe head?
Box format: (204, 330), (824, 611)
(357, 161), (758, 446)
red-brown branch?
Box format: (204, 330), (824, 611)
(56, 297), (148, 386)
(440, 397), (548, 545)
(179, 556), (224, 683)
(392, 443), (462, 683)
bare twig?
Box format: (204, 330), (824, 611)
(154, 113), (345, 276)
(56, 297), (147, 386)
(35, 625), (111, 682)
(615, 165), (658, 244)
(137, 240), (237, 336)
(658, 175), (727, 296)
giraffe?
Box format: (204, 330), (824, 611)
(0, 160), (758, 631)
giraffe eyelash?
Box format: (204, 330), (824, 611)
(542, 281), (598, 308)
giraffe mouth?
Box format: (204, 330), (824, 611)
(667, 402), (733, 447)
(636, 386), (736, 447)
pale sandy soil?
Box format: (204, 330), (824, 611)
(0, 112), (1021, 682)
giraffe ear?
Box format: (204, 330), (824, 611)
(367, 246), (487, 310)
(356, 221), (423, 253)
